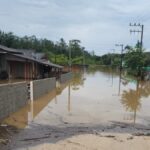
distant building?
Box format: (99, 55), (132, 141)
(0, 45), (63, 80)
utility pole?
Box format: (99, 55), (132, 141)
(55, 55), (56, 63)
(111, 49), (115, 87)
(129, 23), (144, 77)
(69, 47), (72, 72)
(129, 23), (144, 50)
(68, 83), (71, 112)
(111, 49), (115, 66)
(82, 48), (85, 67)
(115, 44), (124, 72)
(115, 44), (124, 96)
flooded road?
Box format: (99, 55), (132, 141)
(42, 67), (150, 126)
(1, 67), (150, 150)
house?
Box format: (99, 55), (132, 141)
(0, 45), (63, 80)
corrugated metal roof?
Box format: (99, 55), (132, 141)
(12, 53), (63, 69)
(0, 45), (23, 54)
(0, 44), (63, 68)
(0, 51), (7, 54)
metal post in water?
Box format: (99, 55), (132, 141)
(68, 83), (71, 112)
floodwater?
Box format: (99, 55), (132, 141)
(1, 67), (150, 149)
(2, 67), (150, 127)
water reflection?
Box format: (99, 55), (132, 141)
(55, 96), (58, 104)
(111, 68), (114, 87)
(56, 82), (68, 95)
(2, 78), (74, 128)
(2, 90), (56, 128)
(2, 67), (150, 130)
(71, 72), (85, 91)
(118, 71), (122, 96)
(2, 104), (30, 129)
(87, 66), (119, 77)
(68, 83), (71, 112)
(121, 79), (150, 124)
(2, 80), (70, 127)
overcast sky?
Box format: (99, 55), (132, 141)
(0, 0), (150, 55)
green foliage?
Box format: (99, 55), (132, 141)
(55, 54), (68, 64)
(112, 56), (120, 67)
(124, 46), (145, 76)
(100, 54), (112, 65)
(144, 52), (150, 67)
(0, 30), (97, 65)
(96, 53), (121, 67)
(69, 39), (83, 58)
(72, 56), (83, 64)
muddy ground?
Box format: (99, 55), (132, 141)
(1, 120), (150, 150)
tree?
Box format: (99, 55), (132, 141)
(69, 39), (82, 58)
(0, 30), (97, 65)
(144, 52), (150, 67)
(124, 45), (145, 76)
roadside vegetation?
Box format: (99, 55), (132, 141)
(0, 30), (95, 65)
(0, 30), (150, 78)
(124, 44), (146, 76)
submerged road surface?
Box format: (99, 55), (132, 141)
(1, 67), (150, 150)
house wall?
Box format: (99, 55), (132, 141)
(0, 82), (28, 120)
(0, 53), (62, 80)
(24, 62), (34, 79)
(0, 54), (8, 79)
(8, 61), (35, 79)
(0, 54), (7, 72)
(9, 61), (25, 79)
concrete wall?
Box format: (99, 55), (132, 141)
(60, 72), (73, 83)
(0, 77), (56, 121)
(33, 77), (56, 100)
(0, 82), (28, 120)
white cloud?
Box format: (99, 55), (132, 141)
(0, 0), (150, 55)
(18, 0), (50, 7)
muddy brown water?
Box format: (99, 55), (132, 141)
(1, 67), (150, 146)
(2, 67), (150, 127)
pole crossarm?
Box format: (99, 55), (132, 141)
(129, 22), (144, 50)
